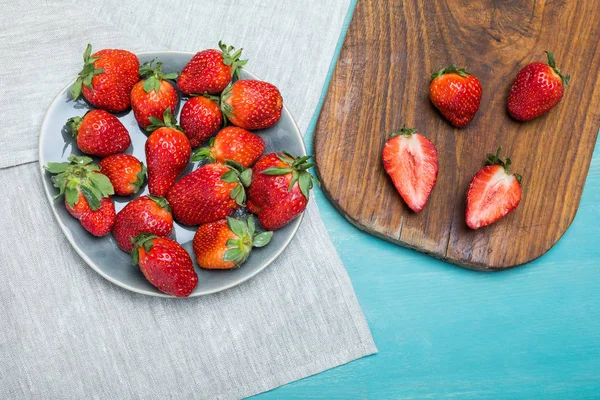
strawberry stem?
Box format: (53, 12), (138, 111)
(545, 50), (570, 86)
(218, 41), (248, 79)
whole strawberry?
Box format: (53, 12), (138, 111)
(131, 59), (179, 128)
(179, 96), (223, 147)
(178, 41), (247, 95)
(466, 147), (522, 229)
(70, 44), (139, 113)
(221, 80), (283, 130)
(430, 65), (482, 127)
(99, 154), (145, 196)
(247, 152), (317, 230)
(508, 51), (570, 121)
(112, 195), (173, 252)
(193, 216), (272, 269)
(132, 234), (198, 297)
(44, 155), (115, 236)
(67, 110), (131, 156)
(382, 126), (438, 212)
(145, 108), (191, 197)
(192, 126), (265, 167)
(167, 161), (251, 226)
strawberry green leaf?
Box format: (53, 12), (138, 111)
(247, 215), (256, 236)
(80, 185), (100, 210)
(227, 217), (247, 238)
(221, 170), (238, 183)
(65, 187), (79, 209)
(89, 173), (114, 197)
(133, 163), (147, 193)
(191, 147), (215, 163)
(148, 195), (171, 212)
(70, 79), (83, 100)
(298, 171), (313, 199)
(222, 248), (243, 263)
(44, 162), (70, 174)
(252, 231), (273, 248)
(234, 186), (246, 206)
(262, 167), (293, 175)
(162, 72), (178, 80)
(239, 169), (252, 187)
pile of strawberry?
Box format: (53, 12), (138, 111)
(383, 51), (570, 229)
(45, 42), (316, 297)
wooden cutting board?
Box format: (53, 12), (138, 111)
(314, 0), (600, 270)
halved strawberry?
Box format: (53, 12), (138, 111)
(381, 126), (438, 212)
(466, 147), (523, 229)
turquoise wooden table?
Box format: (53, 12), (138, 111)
(255, 2), (600, 398)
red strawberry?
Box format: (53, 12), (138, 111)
(112, 195), (173, 252)
(70, 44), (139, 113)
(247, 152), (317, 230)
(466, 147), (522, 229)
(192, 126), (265, 167)
(145, 108), (191, 197)
(193, 216), (272, 269)
(167, 161), (251, 226)
(381, 126), (438, 212)
(99, 154), (146, 196)
(132, 234), (198, 297)
(67, 110), (131, 156)
(430, 65), (482, 127)
(178, 41), (247, 95)
(179, 96), (223, 147)
(508, 51), (570, 121)
(45, 155), (115, 236)
(221, 80), (283, 130)
(131, 59), (179, 128)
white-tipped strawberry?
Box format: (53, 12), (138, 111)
(466, 147), (522, 229)
(381, 126), (438, 212)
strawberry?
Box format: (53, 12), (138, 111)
(132, 234), (198, 297)
(145, 108), (192, 197)
(221, 80), (283, 130)
(178, 41), (247, 95)
(112, 195), (173, 252)
(131, 59), (179, 128)
(466, 147), (523, 230)
(99, 154), (146, 196)
(179, 96), (223, 147)
(167, 161), (251, 226)
(70, 44), (139, 113)
(247, 152), (317, 230)
(508, 51), (570, 121)
(192, 126), (265, 167)
(66, 110), (131, 156)
(430, 65), (482, 127)
(44, 155), (115, 236)
(381, 126), (438, 212)
(193, 216), (272, 269)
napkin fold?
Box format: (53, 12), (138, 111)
(0, 1), (376, 399)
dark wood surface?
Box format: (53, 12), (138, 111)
(313, 0), (600, 270)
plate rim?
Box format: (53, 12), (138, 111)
(38, 50), (306, 298)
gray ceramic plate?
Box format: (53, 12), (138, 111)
(39, 51), (305, 297)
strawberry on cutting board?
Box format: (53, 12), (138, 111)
(99, 154), (145, 196)
(67, 110), (131, 157)
(145, 108), (192, 197)
(44, 155), (116, 236)
(179, 96), (223, 147)
(193, 216), (272, 270)
(167, 161), (251, 226)
(508, 51), (570, 121)
(381, 126), (438, 212)
(112, 195), (173, 252)
(132, 234), (198, 297)
(221, 80), (283, 130)
(430, 65), (482, 128)
(70, 44), (140, 113)
(247, 152), (318, 231)
(178, 41), (247, 95)
(466, 147), (522, 230)
(192, 126), (265, 167)
(131, 59), (179, 128)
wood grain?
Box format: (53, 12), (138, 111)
(314, 0), (600, 270)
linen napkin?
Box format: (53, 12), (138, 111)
(0, 1), (376, 399)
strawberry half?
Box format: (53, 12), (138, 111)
(508, 51), (570, 121)
(221, 80), (283, 130)
(44, 155), (115, 236)
(99, 154), (146, 196)
(179, 96), (223, 147)
(70, 44), (140, 113)
(192, 126), (265, 167)
(67, 110), (131, 157)
(430, 65), (482, 128)
(131, 59), (179, 128)
(466, 147), (523, 230)
(132, 234), (198, 297)
(193, 216), (272, 269)
(381, 126), (438, 212)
